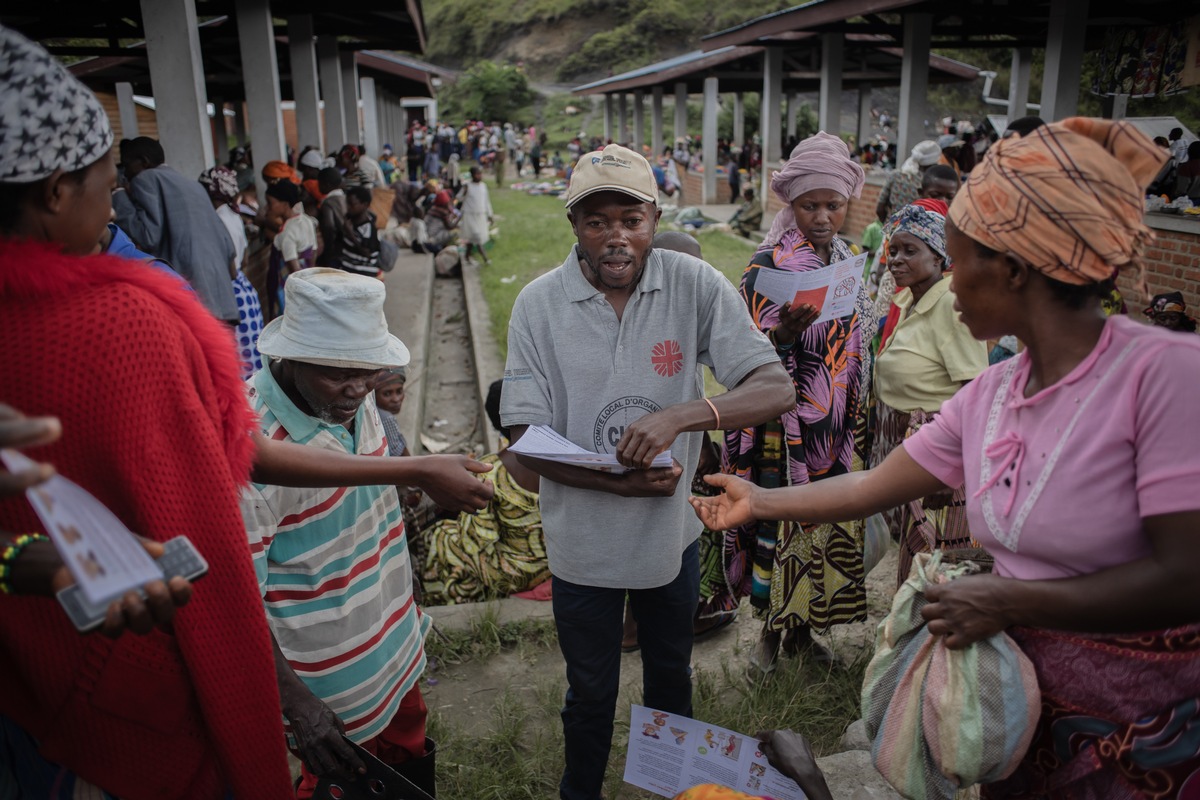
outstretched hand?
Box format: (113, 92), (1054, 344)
(688, 473), (759, 530)
(415, 454), (494, 513)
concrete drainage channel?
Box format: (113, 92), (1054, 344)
(417, 273), (488, 458)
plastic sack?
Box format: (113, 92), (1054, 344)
(863, 512), (891, 577)
(862, 552), (1040, 800)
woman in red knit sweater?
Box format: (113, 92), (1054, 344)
(0, 26), (492, 799)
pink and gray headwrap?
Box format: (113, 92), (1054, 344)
(761, 131), (865, 248)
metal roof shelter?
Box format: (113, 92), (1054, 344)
(701, 0), (1189, 162)
(572, 39), (977, 96)
(3, 1), (429, 190)
(571, 31), (980, 204)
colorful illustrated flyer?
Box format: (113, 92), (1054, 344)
(623, 705), (808, 799)
(751, 251), (867, 326)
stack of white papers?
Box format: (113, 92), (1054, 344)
(509, 425), (672, 474)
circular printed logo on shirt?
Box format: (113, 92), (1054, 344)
(594, 396), (663, 453)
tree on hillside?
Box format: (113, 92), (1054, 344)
(441, 60), (536, 122)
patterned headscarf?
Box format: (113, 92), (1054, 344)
(0, 25), (114, 183)
(949, 117), (1166, 285)
(761, 131), (865, 249)
(886, 198), (949, 262)
(198, 165), (239, 203)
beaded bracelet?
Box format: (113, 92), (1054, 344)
(0, 533), (50, 595)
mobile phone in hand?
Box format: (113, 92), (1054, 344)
(56, 536), (208, 633)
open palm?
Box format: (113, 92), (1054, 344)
(688, 473), (758, 529)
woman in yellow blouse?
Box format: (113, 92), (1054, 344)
(870, 198), (989, 585)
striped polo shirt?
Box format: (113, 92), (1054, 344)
(240, 365), (428, 743)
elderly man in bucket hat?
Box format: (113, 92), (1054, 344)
(500, 144), (795, 800)
(241, 268), (490, 798)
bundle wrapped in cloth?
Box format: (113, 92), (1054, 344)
(862, 552), (1040, 799)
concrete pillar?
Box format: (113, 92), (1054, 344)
(761, 47), (783, 167)
(1041, 0), (1088, 121)
(786, 92), (798, 138)
(819, 32), (844, 135)
(603, 94), (613, 142)
(288, 15), (323, 152)
(618, 93), (629, 144)
(115, 81), (140, 140)
(674, 82), (688, 142)
(632, 89), (645, 151)
(236, 0), (285, 198)
(702, 77), (719, 204)
(897, 13), (932, 164)
(340, 51), (361, 145)
(1007, 47), (1033, 125)
(318, 36), (347, 150)
(733, 92), (745, 146)
(651, 86), (664, 156)
(139, 0), (213, 179)
(857, 84), (873, 148)
(360, 76), (380, 157)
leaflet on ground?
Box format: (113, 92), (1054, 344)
(623, 705), (807, 799)
(752, 251), (868, 326)
(508, 425), (672, 474)
(1, 449), (162, 605)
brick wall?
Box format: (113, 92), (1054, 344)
(1117, 220), (1200, 313)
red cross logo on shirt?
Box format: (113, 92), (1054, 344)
(651, 339), (683, 377)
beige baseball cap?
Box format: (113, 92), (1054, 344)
(564, 143), (659, 209)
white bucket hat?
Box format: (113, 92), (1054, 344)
(257, 268), (410, 369)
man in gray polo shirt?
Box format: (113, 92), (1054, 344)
(501, 144), (794, 800)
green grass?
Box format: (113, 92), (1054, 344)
(484, 188), (758, 361)
(425, 605), (558, 666)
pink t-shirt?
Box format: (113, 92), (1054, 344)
(904, 315), (1200, 580)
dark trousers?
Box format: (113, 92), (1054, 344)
(552, 539), (700, 800)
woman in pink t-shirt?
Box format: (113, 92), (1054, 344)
(693, 119), (1200, 799)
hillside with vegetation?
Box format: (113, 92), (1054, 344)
(423, 1), (1199, 139)
(423, 0), (798, 84)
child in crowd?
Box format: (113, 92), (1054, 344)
(375, 368), (411, 457)
(316, 167), (346, 269)
(265, 180), (316, 317)
(458, 166), (494, 265)
(374, 368), (437, 589)
(340, 185), (382, 278)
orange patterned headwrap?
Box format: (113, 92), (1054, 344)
(948, 117), (1166, 285)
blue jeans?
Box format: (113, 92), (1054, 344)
(552, 539), (700, 800)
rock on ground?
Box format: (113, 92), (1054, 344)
(814, 750), (903, 799)
(840, 718), (872, 752)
